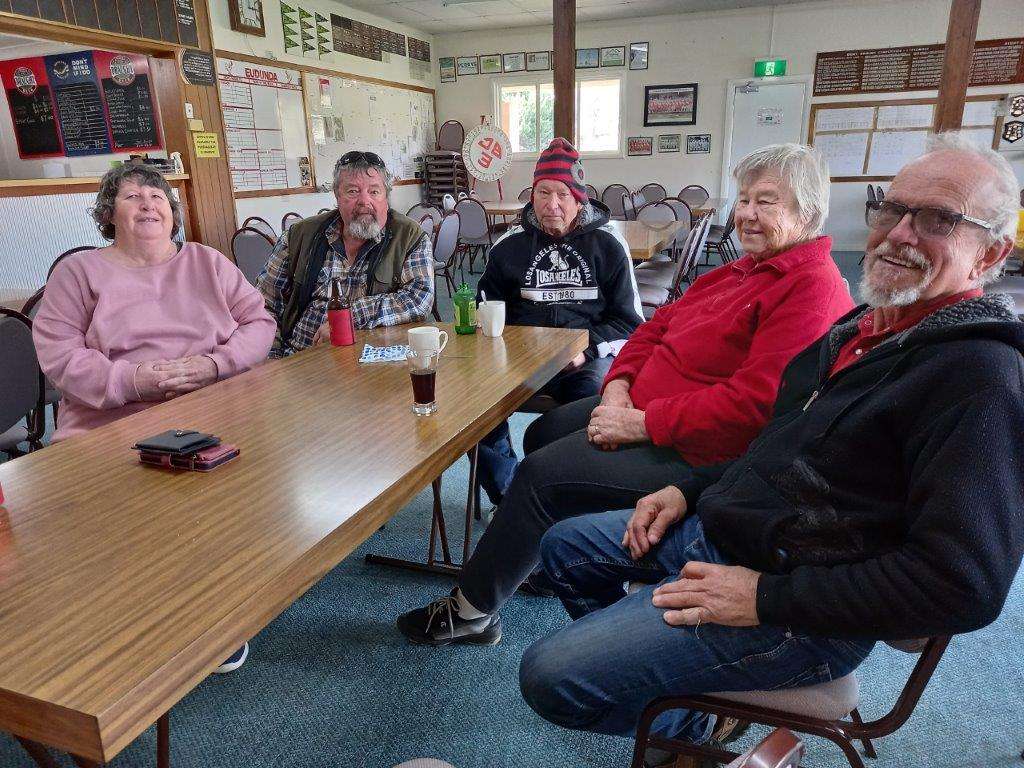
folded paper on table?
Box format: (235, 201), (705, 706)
(359, 344), (411, 363)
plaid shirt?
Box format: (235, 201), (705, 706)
(257, 213), (434, 358)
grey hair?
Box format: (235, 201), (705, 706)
(733, 143), (831, 235)
(332, 154), (394, 198)
(90, 164), (182, 241)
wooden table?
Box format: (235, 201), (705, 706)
(0, 324), (586, 765)
(478, 199), (525, 217)
(609, 220), (688, 261)
(692, 196), (728, 216)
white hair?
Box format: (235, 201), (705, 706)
(733, 143), (831, 235)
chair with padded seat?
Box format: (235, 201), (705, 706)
(0, 308), (46, 458)
(408, 203), (444, 230)
(437, 120), (465, 152)
(639, 182), (667, 204)
(231, 226), (276, 285)
(585, 183), (599, 201)
(636, 214), (712, 318)
(454, 197), (492, 275)
(704, 201), (739, 265)
(518, 187), (533, 203)
(241, 215), (276, 240)
(603, 184), (630, 220)
(280, 211), (302, 232)
(631, 637), (950, 768)
(678, 184), (711, 209)
(432, 211), (461, 298)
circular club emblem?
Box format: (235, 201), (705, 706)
(462, 123), (513, 183)
(13, 66), (37, 96)
(51, 60), (70, 79)
(109, 55), (137, 86)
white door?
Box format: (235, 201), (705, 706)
(720, 78), (811, 205)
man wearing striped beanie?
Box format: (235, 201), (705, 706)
(531, 137), (589, 235)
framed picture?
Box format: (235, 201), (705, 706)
(686, 134), (712, 154)
(629, 41), (649, 70)
(600, 46), (626, 67)
(644, 83), (698, 126)
(526, 51), (550, 71)
(456, 56), (479, 76)
(503, 52), (526, 73)
(576, 48), (599, 69)
(480, 54), (502, 74)
(658, 133), (681, 153)
(626, 136), (653, 156)
(229, 0), (266, 36)
(439, 57), (457, 83)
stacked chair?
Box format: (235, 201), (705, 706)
(635, 214), (712, 318)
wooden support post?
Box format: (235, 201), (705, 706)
(933, 0), (982, 132)
(553, 0), (576, 141)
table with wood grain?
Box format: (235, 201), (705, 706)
(608, 220), (688, 261)
(0, 323), (586, 766)
(478, 199), (525, 218)
(692, 196), (728, 216)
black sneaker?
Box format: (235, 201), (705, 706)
(397, 590), (502, 646)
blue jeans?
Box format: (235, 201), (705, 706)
(519, 510), (875, 741)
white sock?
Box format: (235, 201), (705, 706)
(455, 588), (487, 619)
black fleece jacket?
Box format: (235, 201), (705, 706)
(476, 200), (643, 360)
(679, 294), (1024, 640)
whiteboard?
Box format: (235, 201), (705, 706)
(866, 130), (929, 176)
(217, 58), (311, 192)
(815, 132), (869, 176)
(303, 72), (435, 190)
(876, 104), (932, 129)
(814, 107), (874, 132)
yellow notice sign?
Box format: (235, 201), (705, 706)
(193, 132), (220, 158)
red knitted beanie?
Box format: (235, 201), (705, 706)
(533, 137), (587, 202)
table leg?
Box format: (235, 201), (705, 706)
(16, 737), (59, 768)
(11, 712), (170, 768)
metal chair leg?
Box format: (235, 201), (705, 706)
(463, 445), (479, 564)
(850, 707), (877, 758)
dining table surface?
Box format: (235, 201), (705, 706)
(0, 323), (586, 764)
(691, 196), (728, 215)
(608, 219), (688, 261)
(478, 199), (526, 217)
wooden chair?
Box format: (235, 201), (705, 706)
(631, 637), (951, 768)
(281, 211), (302, 231)
(231, 226), (276, 285)
(241, 215), (276, 240)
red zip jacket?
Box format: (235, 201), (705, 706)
(605, 236), (853, 465)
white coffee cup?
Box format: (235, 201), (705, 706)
(408, 326), (449, 355)
(478, 300), (506, 338)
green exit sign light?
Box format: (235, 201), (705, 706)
(754, 58), (787, 77)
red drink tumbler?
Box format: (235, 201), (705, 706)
(327, 277), (355, 346)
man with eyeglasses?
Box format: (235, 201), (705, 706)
(258, 151), (433, 357)
(515, 132), (1024, 758)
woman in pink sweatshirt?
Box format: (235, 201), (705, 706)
(33, 165), (276, 447)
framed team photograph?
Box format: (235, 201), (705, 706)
(480, 53), (503, 74)
(644, 83), (698, 126)
(600, 45), (626, 67)
(657, 133), (681, 153)
(629, 41), (649, 70)
(503, 52), (526, 73)
(439, 57), (457, 83)
(456, 56), (479, 76)
(686, 133), (712, 154)
(626, 136), (653, 156)
(576, 47), (599, 69)
(526, 50), (550, 71)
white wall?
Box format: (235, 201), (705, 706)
(433, 0), (1024, 250)
(209, 0), (435, 225)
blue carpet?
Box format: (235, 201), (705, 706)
(5, 251), (1023, 767)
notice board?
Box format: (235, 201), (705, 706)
(0, 50), (161, 160)
(808, 96), (1003, 180)
(217, 58), (311, 192)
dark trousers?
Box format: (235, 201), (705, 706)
(475, 356), (613, 505)
(459, 393), (694, 615)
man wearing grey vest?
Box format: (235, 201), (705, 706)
(257, 151), (434, 357)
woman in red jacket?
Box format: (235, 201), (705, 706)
(398, 143), (854, 647)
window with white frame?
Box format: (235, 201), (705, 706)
(496, 75), (622, 156)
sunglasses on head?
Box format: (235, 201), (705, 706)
(338, 151), (386, 169)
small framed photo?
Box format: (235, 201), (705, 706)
(526, 50), (550, 71)
(576, 47), (599, 69)
(657, 133), (681, 153)
(480, 54), (502, 74)
(503, 52), (526, 73)
(456, 56), (479, 76)
(627, 136), (653, 156)
(439, 57), (457, 83)
(644, 83), (698, 126)
(686, 134), (712, 154)
(629, 41), (649, 70)
(600, 46), (625, 67)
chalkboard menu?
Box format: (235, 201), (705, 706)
(1, 49), (163, 159)
(0, 58), (62, 157)
(44, 51), (111, 156)
(815, 37), (1024, 96)
(0, 0), (203, 46)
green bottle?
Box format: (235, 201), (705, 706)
(453, 282), (477, 334)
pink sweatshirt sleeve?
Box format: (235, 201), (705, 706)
(32, 262), (140, 410)
(204, 253), (276, 379)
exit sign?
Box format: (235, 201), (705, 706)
(754, 58), (787, 77)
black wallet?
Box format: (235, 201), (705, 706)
(133, 430), (220, 455)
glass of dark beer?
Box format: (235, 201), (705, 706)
(407, 350), (439, 415)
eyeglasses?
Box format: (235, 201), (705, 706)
(338, 151), (385, 169)
(865, 200), (993, 239)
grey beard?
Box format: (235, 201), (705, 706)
(347, 215), (383, 241)
(858, 244), (934, 308)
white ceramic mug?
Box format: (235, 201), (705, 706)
(478, 301), (506, 338)
(408, 326), (449, 355)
